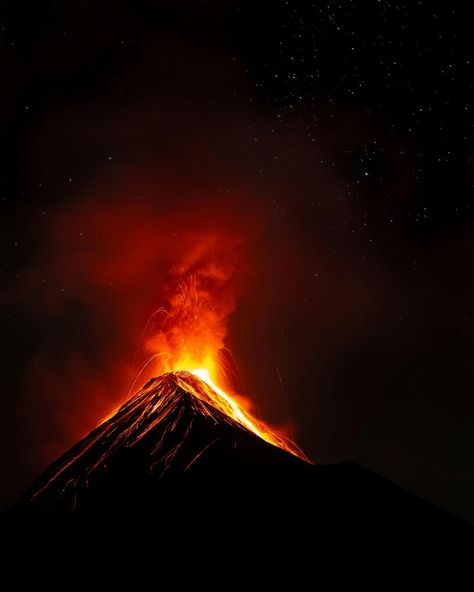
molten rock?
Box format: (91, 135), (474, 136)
(16, 371), (305, 514)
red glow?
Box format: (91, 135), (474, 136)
(13, 178), (306, 471)
(138, 255), (307, 459)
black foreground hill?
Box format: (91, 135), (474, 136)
(4, 371), (472, 582)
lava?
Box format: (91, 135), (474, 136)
(25, 371), (307, 510)
(131, 243), (307, 461)
(185, 369), (307, 460)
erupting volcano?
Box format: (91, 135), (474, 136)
(21, 370), (307, 513)
(13, 240), (310, 517)
(8, 365), (470, 582)
(123, 238), (307, 463)
(5, 238), (471, 582)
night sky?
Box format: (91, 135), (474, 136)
(2, 1), (474, 523)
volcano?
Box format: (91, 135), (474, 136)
(14, 370), (307, 515)
(5, 371), (473, 582)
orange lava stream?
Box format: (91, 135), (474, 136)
(186, 368), (308, 461)
(140, 262), (308, 462)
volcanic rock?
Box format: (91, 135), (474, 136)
(4, 371), (472, 583)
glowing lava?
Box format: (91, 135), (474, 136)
(136, 247), (308, 462)
(24, 370), (307, 510)
(186, 368), (307, 460)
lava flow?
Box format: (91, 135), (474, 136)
(17, 243), (308, 512)
(186, 368), (307, 459)
(23, 370), (306, 511)
(133, 246), (308, 462)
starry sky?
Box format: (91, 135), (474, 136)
(1, 1), (474, 522)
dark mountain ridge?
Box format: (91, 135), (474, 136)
(4, 371), (472, 582)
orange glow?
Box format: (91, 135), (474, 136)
(138, 251), (308, 462)
(188, 368), (307, 460)
(142, 255), (236, 387)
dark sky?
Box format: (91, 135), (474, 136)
(2, 1), (474, 523)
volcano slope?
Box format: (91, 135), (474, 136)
(4, 371), (472, 581)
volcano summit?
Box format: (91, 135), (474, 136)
(16, 370), (307, 515)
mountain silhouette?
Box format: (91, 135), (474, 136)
(4, 371), (472, 583)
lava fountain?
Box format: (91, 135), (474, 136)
(127, 235), (307, 461)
